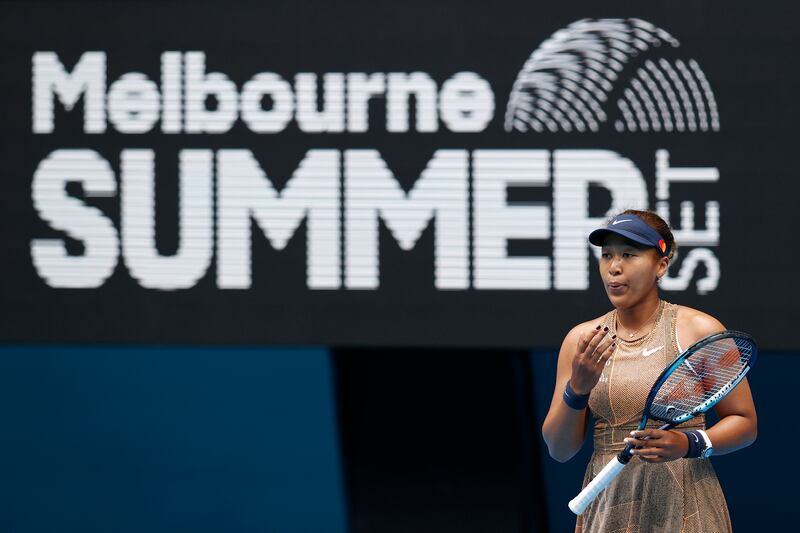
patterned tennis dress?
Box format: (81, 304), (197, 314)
(575, 301), (732, 533)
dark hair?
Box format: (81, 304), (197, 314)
(619, 209), (678, 262)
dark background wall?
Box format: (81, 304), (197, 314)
(1, 346), (789, 532)
(0, 347), (346, 533)
(2, 0), (799, 349)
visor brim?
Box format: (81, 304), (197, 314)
(588, 228), (657, 248)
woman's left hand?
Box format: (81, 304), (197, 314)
(624, 429), (689, 463)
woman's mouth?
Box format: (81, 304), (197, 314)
(607, 282), (626, 293)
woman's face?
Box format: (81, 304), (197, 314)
(599, 234), (668, 309)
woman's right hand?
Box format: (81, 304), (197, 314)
(568, 326), (616, 395)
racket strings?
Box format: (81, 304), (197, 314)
(649, 337), (754, 422)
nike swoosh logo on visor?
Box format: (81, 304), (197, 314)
(611, 219), (632, 225)
(642, 345), (664, 357)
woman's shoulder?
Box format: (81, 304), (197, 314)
(675, 304), (726, 346)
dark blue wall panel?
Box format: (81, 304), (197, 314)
(0, 343), (787, 532)
(531, 349), (789, 532)
(0, 346), (346, 533)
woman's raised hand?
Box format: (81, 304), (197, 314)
(568, 326), (616, 395)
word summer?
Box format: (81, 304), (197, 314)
(32, 148), (719, 292)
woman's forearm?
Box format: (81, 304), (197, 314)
(706, 414), (757, 456)
(542, 398), (589, 462)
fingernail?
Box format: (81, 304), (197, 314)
(612, 335), (617, 339)
(611, 343), (616, 347)
(595, 325), (601, 330)
(603, 326), (609, 332)
(630, 431), (637, 436)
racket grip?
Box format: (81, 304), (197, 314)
(568, 456), (627, 515)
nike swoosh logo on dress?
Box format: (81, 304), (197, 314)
(642, 345), (664, 357)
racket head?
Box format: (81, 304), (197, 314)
(645, 330), (757, 425)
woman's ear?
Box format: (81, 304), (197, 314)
(656, 255), (669, 279)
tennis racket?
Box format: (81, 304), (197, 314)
(568, 330), (757, 515)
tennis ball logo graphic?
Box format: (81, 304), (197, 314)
(505, 18), (720, 133)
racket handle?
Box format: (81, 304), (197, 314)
(568, 456), (627, 515)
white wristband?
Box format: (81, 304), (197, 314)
(697, 429), (712, 447)
(697, 429), (714, 457)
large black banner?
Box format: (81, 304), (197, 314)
(2, 1), (798, 348)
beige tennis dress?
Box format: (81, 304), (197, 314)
(575, 301), (732, 533)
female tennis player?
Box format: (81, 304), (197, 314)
(542, 209), (757, 532)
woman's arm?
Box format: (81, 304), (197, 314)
(706, 377), (757, 454)
(542, 322), (615, 462)
(680, 310), (758, 454)
(625, 308), (757, 461)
